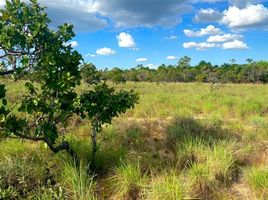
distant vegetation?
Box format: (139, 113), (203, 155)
(83, 57), (268, 84)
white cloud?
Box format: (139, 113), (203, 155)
(183, 42), (218, 50)
(184, 25), (222, 37)
(222, 40), (249, 49)
(164, 35), (178, 40)
(207, 34), (243, 42)
(194, 8), (223, 23)
(85, 54), (97, 58)
(221, 4), (268, 29)
(96, 47), (116, 56)
(147, 64), (157, 69)
(136, 57), (148, 62)
(116, 32), (136, 49)
(64, 41), (78, 48)
(166, 56), (177, 60)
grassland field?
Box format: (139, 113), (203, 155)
(0, 80), (268, 199)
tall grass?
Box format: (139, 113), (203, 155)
(245, 166), (268, 199)
(61, 161), (96, 200)
(143, 171), (187, 200)
(110, 162), (147, 199)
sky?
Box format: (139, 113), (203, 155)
(1, 0), (268, 69)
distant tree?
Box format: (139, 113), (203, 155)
(229, 59), (236, 65)
(81, 63), (101, 84)
(177, 56), (191, 69)
(246, 58), (253, 64)
(108, 68), (126, 84)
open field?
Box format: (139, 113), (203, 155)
(1, 81), (268, 199)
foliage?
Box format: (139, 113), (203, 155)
(0, 0), (138, 169)
(97, 59), (268, 83)
(80, 82), (138, 168)
(80, 63), (101, 85)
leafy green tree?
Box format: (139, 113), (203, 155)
(80, 83), (138, 169)
(177, 56), (191, 69)
(0, 0), (82, 163)
(0, 0), (139, 169)
(107, 67), (126, 84)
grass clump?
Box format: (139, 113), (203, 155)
(110, 162), (147, 199)
(187, 162), (216, 199)
(61, 161), (96, 200)
(209, 142), (236, 186)
(143, 171), (186, 200)
(245, 166), (268, 199)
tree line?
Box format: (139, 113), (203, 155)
(81, 57), (268, 84)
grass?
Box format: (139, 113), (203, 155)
(143, 171), (186, 200)
(1, 81), (268, 199)
(110, 162), (147, 199)
(245, 166), (268, 199)
(61, 161), (96, 200)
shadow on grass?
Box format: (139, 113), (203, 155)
(66, 117), (244, 177)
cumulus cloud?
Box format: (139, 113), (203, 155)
(39, 0), (108, 32)
(194, 8), (223, 23)
(221, 4), (268, 29)
(0, 0), (109, 32)
(147, 64), (157, 69)
(183, 42), (218, 50)
(184, 25), (222, 37)
(166, 56), (177, 60)
(136, 57), (148, 62)
(92, 0), (192, 28)
(96, 47), (116, 55)
(63, 41), (78, 48)
(116, 32), (136, 49)
(222, 39), (250, 49)
(207, 34), (243, 42)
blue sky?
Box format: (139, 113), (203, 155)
(2, 0), (268, 69)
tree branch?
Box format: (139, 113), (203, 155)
(0, 69), (15, 76)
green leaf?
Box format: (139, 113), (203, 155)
(2, 99), (7, 106)
(0, 114), (5, 122)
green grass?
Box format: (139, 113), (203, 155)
(245, 166), (268, 199)
(143, 171), (186, 200)
(1, 81), (268, 199)
(109, 162), (147, 199)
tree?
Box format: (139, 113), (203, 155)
(0, 0), (138, 170)
(177, 56), (191, 69)
(107, 67), (126, 84)
(0, 0), (82, 164)
(246, 58), (253, 64)
(80, 83), (138, 169)
(80, 63), (101, 84)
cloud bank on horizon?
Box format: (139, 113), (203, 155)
(1, 0), (268, 67)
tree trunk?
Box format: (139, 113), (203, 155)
(90, 124), (98, 170)
(45, 139), (79, 167)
